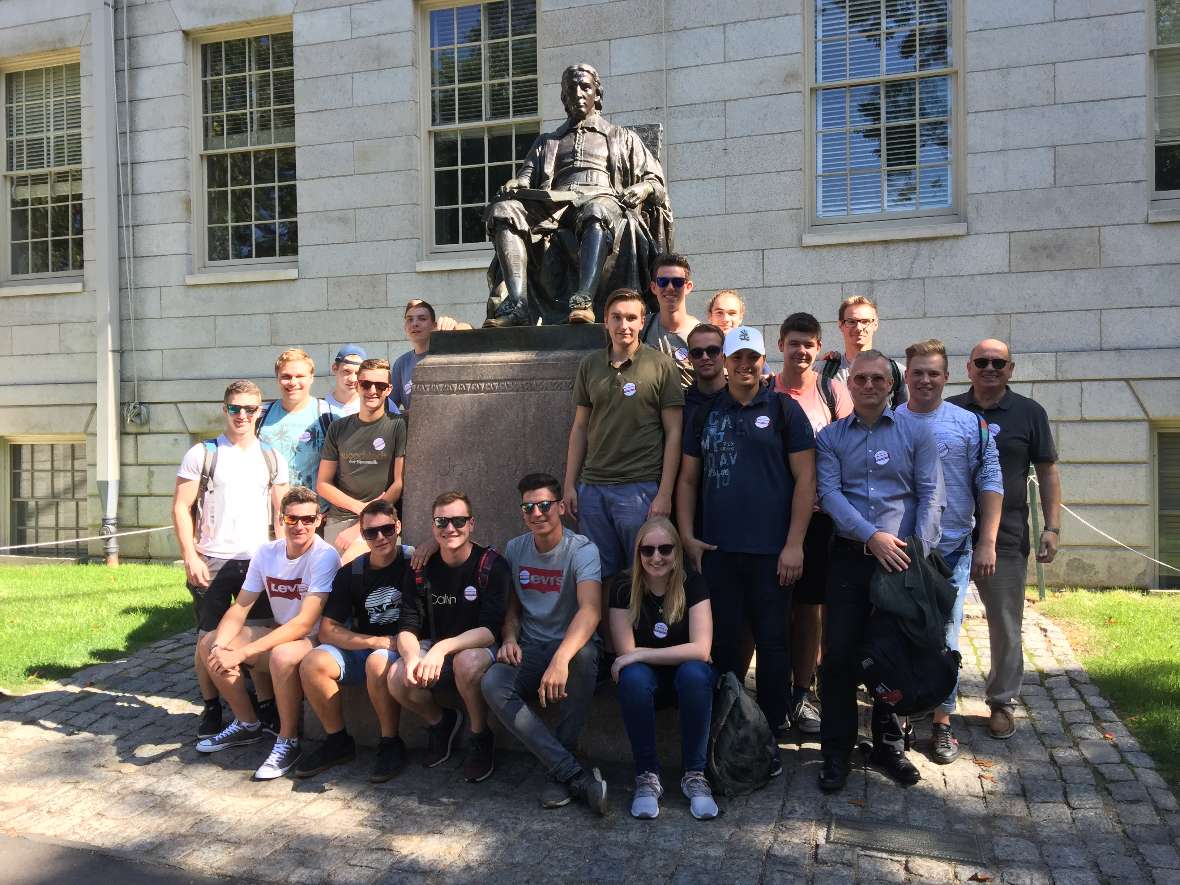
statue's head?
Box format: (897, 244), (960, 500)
(561, 64), (603, 119)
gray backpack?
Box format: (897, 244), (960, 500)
(706, 671), (777, 796)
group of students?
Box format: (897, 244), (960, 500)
(172, 251), (1063, 819)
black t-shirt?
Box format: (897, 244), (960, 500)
(948, 387), (1057, 556)
(609, 570), (709, 650)
(322, 548), (413, 636)
(400, 544), (510, 644)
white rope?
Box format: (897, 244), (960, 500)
(0, 526), (171, 553)
(1029, 476), (1180, 574)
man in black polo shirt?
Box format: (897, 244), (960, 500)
(390, 491), (510, 783)
(676, 326), (816, 757)
(949, 338), (1060, 740)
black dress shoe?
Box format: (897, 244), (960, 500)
(818, 753), (850, 792)
(869, 745), (921, 786)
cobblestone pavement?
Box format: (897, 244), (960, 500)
(1, 596), (1178, 885)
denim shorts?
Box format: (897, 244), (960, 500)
(318, 645), (396, 685)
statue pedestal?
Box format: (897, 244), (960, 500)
(400, 323), (604, 550)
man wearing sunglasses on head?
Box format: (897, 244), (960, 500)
(949, 338), (1060, 741)
(196, 486), (342, 780)
(293, 499), (413, 781)
(481, 473), (607, 814)
(641, 253), (700, 388)
(173, 380), (290, 740)
(317, 358), (408, 565)
(386, 491), (509, 784)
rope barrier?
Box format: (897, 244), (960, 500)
(0, 525), (171, 553)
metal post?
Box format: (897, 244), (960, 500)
(1029, 477), (1046, 601)
(93, 0), (123, 565)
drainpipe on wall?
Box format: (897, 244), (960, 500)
(93, 0), (122, 565)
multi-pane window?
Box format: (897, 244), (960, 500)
(199, 32), (296, 263)
(1154, 1), (1180, 194)
(8, 441), (87, 557)
(4, 63), (83, 276)
(811, 0), (955, 221)
(427, 0), (540, 249)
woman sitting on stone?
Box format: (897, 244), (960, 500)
(609, 516), (717, 820)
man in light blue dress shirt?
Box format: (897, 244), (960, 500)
(815, 350), (944, 793)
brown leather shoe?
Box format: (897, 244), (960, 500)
(568, 307), (595, 324)
(988, 706), (1016, 740)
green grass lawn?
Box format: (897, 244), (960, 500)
(1032, 589), (1180, 790)
(0, 563), (191, 694)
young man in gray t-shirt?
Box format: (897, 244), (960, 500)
(480, 472), (607, 814)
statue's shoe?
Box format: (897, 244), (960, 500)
(567, 291), (595, 324)
(482, 303), (530, 328)
(567, 308), (595, 324)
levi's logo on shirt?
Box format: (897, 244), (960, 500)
(265, 576), (305, 600)
(517, 567), (562, 593)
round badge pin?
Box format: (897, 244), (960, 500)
(464, 585), (478, 602)
(373, 437), (386, 451)
(518, 569), (530, 585)
(937, 441), (950, 458)
(989, 423), (1002, 437)
(674, 347), (688, 362)
(622, 382), (637, 397)
(653, 622), (669, 640)
(754, 415), (771, 429)
(404, 382), (412, 395)
(298, 431), (312, 443)
(874, 449), (890, 465)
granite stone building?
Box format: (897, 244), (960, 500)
(0, 0), (1177, 587)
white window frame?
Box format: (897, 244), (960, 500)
(1, 435), (89, 558)
(188, 19), (297, 272)
(1149, 0), (1180, 220)
(418, 0), (542, 260)
(802, 0), (966, 245)
(0, 49), (84, 284)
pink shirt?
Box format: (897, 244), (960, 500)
(774, 371), (853, 435)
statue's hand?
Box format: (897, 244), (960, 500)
(620, 182), (652, 208)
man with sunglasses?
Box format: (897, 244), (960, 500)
(481, 473), (607, 814)
(196, 486), (341, 780)
(815, 350), (943, 792)
(173, 380), (290, 739)
(293, 499), (413, 781)
(820, 295), (907, 409)
(318, 358), (407, 563)
(949, 338), (1060, 740)
(683, 323), (728, 436)
(387, 491), (509, 783)
(641, 253), (699, 388)
(676, 326), (816, 767)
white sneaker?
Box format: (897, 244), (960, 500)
(630, 771), (662, 819)
(681, 771), (718, 820)
(254, 737), (302, 780)
(195, 719), (264, 753)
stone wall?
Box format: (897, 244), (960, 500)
(0, 0), (1175, 584)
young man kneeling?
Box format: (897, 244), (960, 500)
(388, 491), (510, 782)
(196, 486), (341, 780)
(294, 499), (413, 780)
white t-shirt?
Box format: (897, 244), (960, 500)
(177, 435), (289, 560)
(325, 393), (360, 418)
(241, 535), (341, 633)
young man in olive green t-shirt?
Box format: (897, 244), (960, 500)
(563, 288), (683, 585)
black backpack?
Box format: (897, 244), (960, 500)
(858, 609), (961, 717)
(707, 671), (777, 796)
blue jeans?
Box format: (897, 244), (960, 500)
(938, 539), (973, 714)
(616, 660), (715, 776)
(576, 480), (657, 577)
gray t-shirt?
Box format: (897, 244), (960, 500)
(643, 314), (694, 388)
(505, 528), (601, 645)
(320, 412), (407, 520)
(390, 349), (427, 412)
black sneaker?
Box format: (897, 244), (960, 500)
(423, 708), (464, 768)
(293, 732), (356, 778)
(769, 748), (783, 778)
(462, 729), (495, 783)
(818, 753), (850, 792)
(370, 736), (407, 783)
(256, 698), (280, 736)
(540, 776), (572, 808)
(567, 767), (608, 815)
(197, 701), (223, 739)
(930, 723), (960, 765)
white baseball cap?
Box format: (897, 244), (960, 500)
(723, 326), (766, 357)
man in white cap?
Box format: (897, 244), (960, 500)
(676, 325), (816, 771)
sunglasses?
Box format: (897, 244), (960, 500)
(520, 500), (558, 514)
(639, 543), (676, 558)
(972, 357), (1009, 371)
(359, 380), (392, 393)
(432, 515), (471, 529)
(850, 373), (891, 387)
(225, 404), (260, 416)
(688, 345), (722, 359)
(361, 523), (398, 541)
(654, 276), (688, 290)
(282, 514), (318, 526)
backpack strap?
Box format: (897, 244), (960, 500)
(411, 561), (435, 642)
(640, 311), (659, 343)
(889, 359), (904, 408)
(255, 401), (274, 434)
(475, 546), (502, 592)
(817, 372), (838, 423)
(820, 354), (840, 382)
(191, 439), (219, 538)
(973, 415), (990, 483)
(258, 441), (279, 488)
(316, 397), (335, 435)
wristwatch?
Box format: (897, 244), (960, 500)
(1042, 527), (1059, 534)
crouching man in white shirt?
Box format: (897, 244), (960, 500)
(196, 485), (341, 780)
